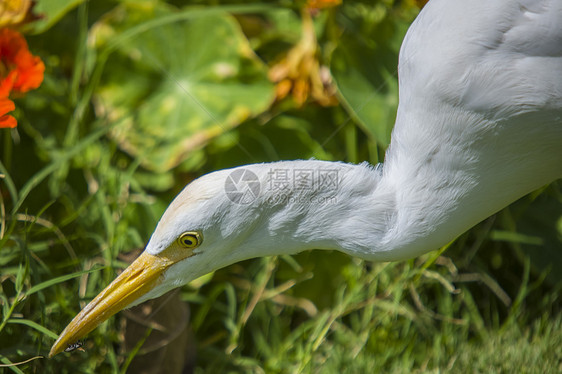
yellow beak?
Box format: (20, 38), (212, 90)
(49, 251), (178, 357)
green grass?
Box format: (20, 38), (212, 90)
(1, 1), (561, 373)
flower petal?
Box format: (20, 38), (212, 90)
(12, 51), (44, 93)
(0, 114), (17, 128)
(0, 70), (17, 97)
(0, 97), (16, 128)
(0, 28), (44, 94)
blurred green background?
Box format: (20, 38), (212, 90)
(1, 0), (561, 373)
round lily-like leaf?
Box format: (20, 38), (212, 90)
(93, 4), (275, 171)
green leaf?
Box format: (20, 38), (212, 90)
(0, 356), (25, 374)
(332, 40), (398, 146)
(15, 261), (28, 293)
(513, 188), (562, 284)
(331, 3), (413, 147)
(490, 230), (544, 246)
(7, 318), (58, 340)
(0, 294), (9, 320)
(26, 266), (105, 297)
(12, 123), (110, 214)
(0, 162), (18, 204)
(31, 0), (85, 34)
(93, 3), (275, 172)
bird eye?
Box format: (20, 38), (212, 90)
(177, 232), (202, 249)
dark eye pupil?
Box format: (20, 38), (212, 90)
(179, 232), (201, 248)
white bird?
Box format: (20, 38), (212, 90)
(49, 0), (562, 357)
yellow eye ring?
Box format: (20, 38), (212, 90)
(177, 232), (202, 249)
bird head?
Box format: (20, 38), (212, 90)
(49, 162), (335, 357)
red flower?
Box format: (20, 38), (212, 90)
(0, 28), (44, 128)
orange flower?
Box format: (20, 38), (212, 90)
(0, 97), (16, 128)
(0, 28), (44, 93)
(0, 28), (44, 128)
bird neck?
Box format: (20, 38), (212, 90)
(278, 154), (471, 261)
(272, 158), (455, 262)
(251, 160), (410, 261)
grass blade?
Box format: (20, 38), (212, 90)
(26, 266), (105, 297)
(0, 162), (18, 204)
(12, 124), (110, 214)
(7, 318), (58, 340)
(0, 356), (25, 374)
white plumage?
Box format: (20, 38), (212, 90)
(50, 0), (562, 356)
(384, 0), (562, 258)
